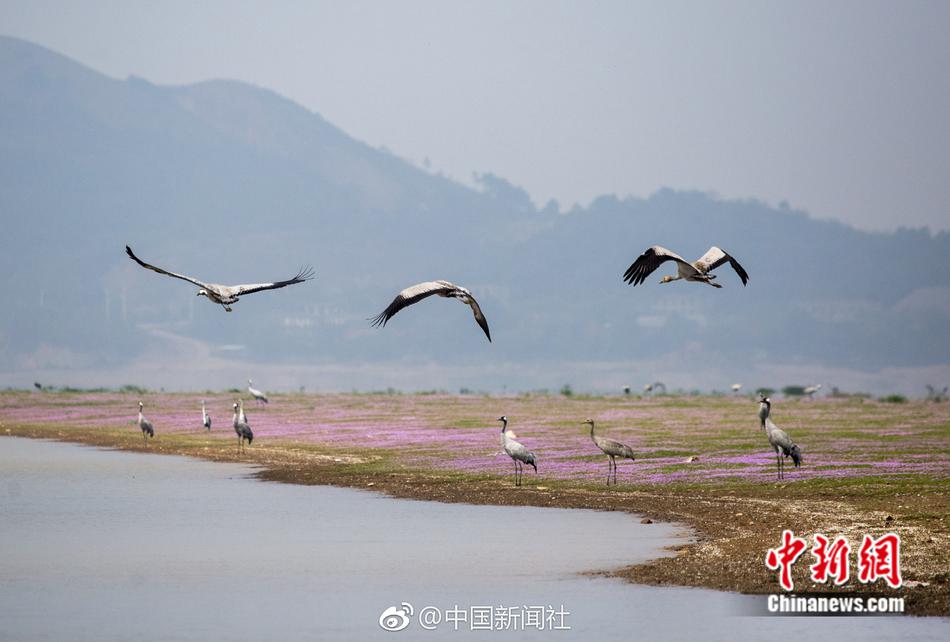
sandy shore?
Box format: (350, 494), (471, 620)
(2, 392), (948, 615)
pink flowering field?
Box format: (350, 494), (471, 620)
(1, 391), (948, 487)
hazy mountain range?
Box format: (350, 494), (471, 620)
(2, 35), (948, 395)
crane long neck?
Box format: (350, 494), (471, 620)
(589, 422), (596, 441)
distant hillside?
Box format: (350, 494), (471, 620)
(2, 36), (948, 394)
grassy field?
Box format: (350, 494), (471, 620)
(2, 391), (948, 614)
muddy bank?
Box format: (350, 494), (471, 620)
(4, 420), (948, 616)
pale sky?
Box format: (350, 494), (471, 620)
(2, 0), (949, 231)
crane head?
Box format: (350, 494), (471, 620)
(138, 401), (144, 409)
(582, 419), (594, 425)
(659, 275), (675, 284)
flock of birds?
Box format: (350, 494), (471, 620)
(125, 242), (749, 341)
(137, 381), (260, 451)
(125, 241), (807, 485)
(494, 395), (800, 486)
(136, 386), (802, 485)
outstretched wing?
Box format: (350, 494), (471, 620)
(464, 295), (492, 342)
(369, 280), (457, 327)
(622, 246), (690, 286)
(126, 245), (210, 289)
(693, 247), (749, 285)
(233, 267), (315, 296)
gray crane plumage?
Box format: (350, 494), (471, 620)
(624, 245), (749, 288)
(126, 245), (314, 312)
(584, 419), (635, 486)
(497, 416), (536, 486)
(201, 400), (212, 431)
(758, 395), (802, 479)
(370, 280), (491, 342)
(232, 403), (253, 452)
(238, 399), (249, 426)
(247, 379), (268, 406)
(926, 385), (948, 402)
(643, 381), (666, 395)
(137, 401), (154, 443)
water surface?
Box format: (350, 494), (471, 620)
(0, 438), (945, 640)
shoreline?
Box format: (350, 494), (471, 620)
(3, 408), (948, 616)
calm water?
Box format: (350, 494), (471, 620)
(0, 438), (945, 640)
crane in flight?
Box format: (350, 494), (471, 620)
(623, 245), (749, 289)
(370, 280), (491, 341)
(125, 245), (313, 311)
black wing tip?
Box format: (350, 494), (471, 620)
(623, 253), (654, 286)
(295, 266), (316, 282)
(368, 311), (390, 328)
(735, 264), (750, 286)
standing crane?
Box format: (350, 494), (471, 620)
(201, 400), (212, 431)
(803, 384), (822, 399)
(232, 403), (253, 452)
(238, 399), (249, 425)
(758, 395), (802, 479)
(497, 416), (537, 486)
(247, 379), (268, 406)
(137, 401), (154, 443)
(583, 419), (635, 485)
